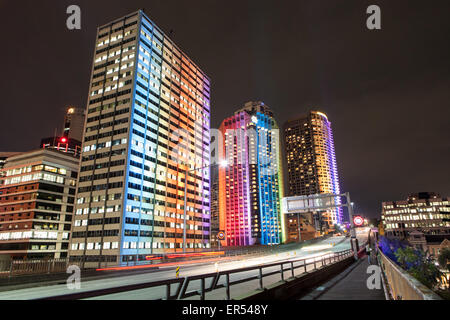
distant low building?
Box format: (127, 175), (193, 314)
(407, 231), (450, 257)
(0, 149), (79, 259)
(382, 192), (450, 240)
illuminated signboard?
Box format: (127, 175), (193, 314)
(282, 194), (337, 213)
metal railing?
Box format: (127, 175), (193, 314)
(1, 234), (342, 277)
(40, 249), (353, 300)
(0, 260), (11, 276)
(0, 258), (83, 278)
(378, 250), (442, 300)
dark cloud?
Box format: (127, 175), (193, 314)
(0, 0), (449, 218)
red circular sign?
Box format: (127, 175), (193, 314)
(217, 231), (225, 240)
(353, 216), (364, 226)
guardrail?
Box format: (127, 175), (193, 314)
(39, 249), (353, 300)
(378, 250), (442, 300)
(0, 258), (84, 278)
(1, 235), (339, 277)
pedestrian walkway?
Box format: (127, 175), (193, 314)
(302, 255), (386, 300)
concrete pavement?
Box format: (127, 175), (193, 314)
(301, 255), (385, 300)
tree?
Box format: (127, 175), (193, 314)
(378, 236), (408, 263)
(395, 247), (419, 269)
(409, 262), (442, 290)
(438, 248), (450, 272)
(395, 247), (443, 290)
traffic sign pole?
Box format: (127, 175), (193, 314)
(217, 231), (225, 252)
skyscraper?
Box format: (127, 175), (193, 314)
(40, 107), (85, 157)
(63, 107), (86, 142)
(69, 10), (211, 265)
(209, 163), (219, 248)
(283, 111), (341, 238)
(219, 101), (284, 246)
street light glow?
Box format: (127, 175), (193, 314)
(219, 159), (228, 167)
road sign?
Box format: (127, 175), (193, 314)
(353, 215), (364, 227)
(217, 231), (225, 240)
(176, 266), (180, 278)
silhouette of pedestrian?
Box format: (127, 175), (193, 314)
(366, 244), (372, 264)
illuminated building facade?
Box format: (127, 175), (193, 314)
(283, 111), (342, 239)
(219, 101), (284, 246)
(69, 10), (211, 265)
(210, 164), (219, 248)
(382, 192), (450, 239)
(0, 149), (79, 259)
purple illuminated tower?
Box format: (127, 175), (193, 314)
(283, 111), (342, 236)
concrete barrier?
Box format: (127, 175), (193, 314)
(378, 250), (442, 300)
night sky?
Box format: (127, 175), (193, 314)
(0, 0), (449, 219)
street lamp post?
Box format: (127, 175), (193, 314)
(182, 160), (228, 253)
(346, 193), (359, 257)
(297, 213), (302, 242)
(183, 166), (189, 254)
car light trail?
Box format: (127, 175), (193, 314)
(301, 244), (333, 252)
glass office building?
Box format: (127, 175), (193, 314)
(283, 111), (342, 235)
(219, 102), (285, 246)
(69, 10), (211, 265)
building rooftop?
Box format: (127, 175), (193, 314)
(424, 234), (450, 244)
(0, 152), (23, 158)
(234, 101), (273, 118)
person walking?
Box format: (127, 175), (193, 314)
(366, 244), (372, 264)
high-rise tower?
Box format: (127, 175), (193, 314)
(283, 111), (341, 237)
(219, 101), (284, 246)
(69, 10), (211, 265)
(62, 107), (86, 142)
(40, 107), (85, 157)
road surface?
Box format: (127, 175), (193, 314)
(0, 231), (368, 300)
